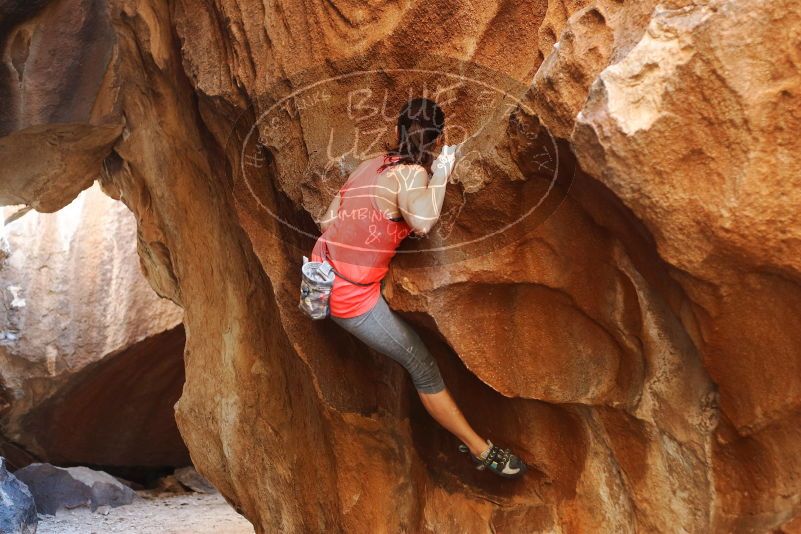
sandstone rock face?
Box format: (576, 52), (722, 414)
(0, 184), (187, 469)
(173, 466), (217, 494)
(0, 0), (121, 212)
(0, 0), (799, 532)
(560, 2), (801, 530)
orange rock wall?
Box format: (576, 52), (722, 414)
(1, 0), (799, 531)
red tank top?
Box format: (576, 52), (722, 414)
(311, 155), (412, 318)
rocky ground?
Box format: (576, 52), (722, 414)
(36, 491), (254, 534)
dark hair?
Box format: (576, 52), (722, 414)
(381, 98), (445, 173)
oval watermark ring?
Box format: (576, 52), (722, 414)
(236, 55), (573, 266)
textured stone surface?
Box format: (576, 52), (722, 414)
(0, 0), (121, 211)
(0, 457), (37, 534)
(174, 466), (217, 494)
(0, 184), (187, 469)
(14, 463), (136, 515)
(0, 0), (799, 532)
(573, 0), (801, 435)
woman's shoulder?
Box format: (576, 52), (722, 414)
(380, 156), (427, 175)
(386, 163), (428, 180)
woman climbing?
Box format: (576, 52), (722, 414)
(310, 98), (526, 479)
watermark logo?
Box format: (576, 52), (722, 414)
(235, 55), (573, 267)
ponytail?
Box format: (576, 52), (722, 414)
(380, 98), (445, 174)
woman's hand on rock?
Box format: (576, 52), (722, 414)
(433, 144), (458, 179)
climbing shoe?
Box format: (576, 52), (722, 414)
(458, 440), (527, 479)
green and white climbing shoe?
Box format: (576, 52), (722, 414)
(458, 440), (527, 479)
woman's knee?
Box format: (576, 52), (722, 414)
(412, 365), (446, 394)
(357, 299), (445, 392)
(403, 351), (445, 394)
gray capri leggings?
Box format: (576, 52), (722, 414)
(331, 296), (446, 394)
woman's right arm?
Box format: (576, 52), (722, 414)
(396, 147), (457, 235)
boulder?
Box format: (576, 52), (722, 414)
(152, 474), (188, 495)
(1, 0), (800, 532)
(0, 183), (188, 470)
(174, 466), (217, 494)
(13, 463), (135, 515)
(0, 458), (37, 534)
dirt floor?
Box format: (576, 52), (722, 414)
(36, 491), (255, 534)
